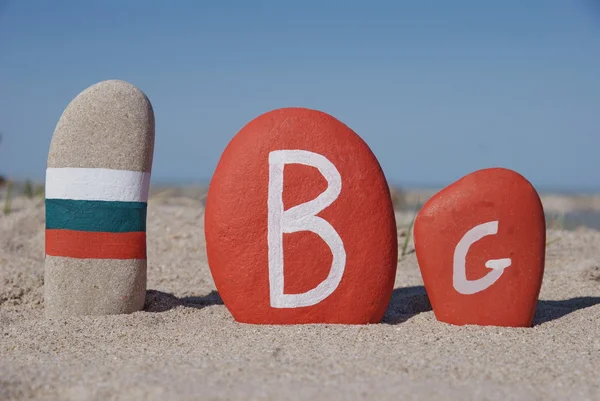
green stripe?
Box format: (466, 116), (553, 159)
(45, 199), (147, 233)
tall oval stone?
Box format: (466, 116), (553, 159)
(205, 107), (398, 324)
(44, 80), (155, 317)
(414, 168), (546, 327)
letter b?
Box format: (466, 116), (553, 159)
(267, 150), (347, 308)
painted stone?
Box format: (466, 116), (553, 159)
(205, 107), (397, 324)
(413, 167), (545, 327)
(44, 79), (155, 317)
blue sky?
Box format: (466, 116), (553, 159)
(0, 0), (599, 192)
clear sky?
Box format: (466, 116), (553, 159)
(0, 0), (599, 192)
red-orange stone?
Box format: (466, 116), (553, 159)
(205, 107), (397, 324)
(414, 168), (546, 327)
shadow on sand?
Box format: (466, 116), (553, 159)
(144, 289), (223, 312)
(143, 286), (600, 327)
(533, 297), (600, 325)
(381, 286), (432, 324)
(381, 286), (600, 326)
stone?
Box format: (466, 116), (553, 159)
(44, 79), (155, 317)
(205, 107), (398, 324)
(413, 167), (546, 327)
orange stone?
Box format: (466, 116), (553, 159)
(205, 107), (397, 324)
(413, 168), (546, 327)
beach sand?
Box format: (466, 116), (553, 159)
(1, 195), (599, 400)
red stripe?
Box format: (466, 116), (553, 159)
(46, 229), (146, 259)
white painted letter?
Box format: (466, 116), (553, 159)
(453, 221), (512, 295)
(267, 150), (346, 308)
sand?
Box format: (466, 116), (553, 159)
(1, 195), (599, 401)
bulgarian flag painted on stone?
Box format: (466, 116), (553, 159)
(45, 167), (150, 260)
(43, 79), (155, 318)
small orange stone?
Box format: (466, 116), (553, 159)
(414, 168), (546, 327)
(205, 107), (398, 324)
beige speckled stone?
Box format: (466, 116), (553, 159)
(44, 79), (155, 318)
(44, 256), (147, 315)
(48, 80), (155, 172)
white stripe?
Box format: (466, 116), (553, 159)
(46, 167), (150, 202)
